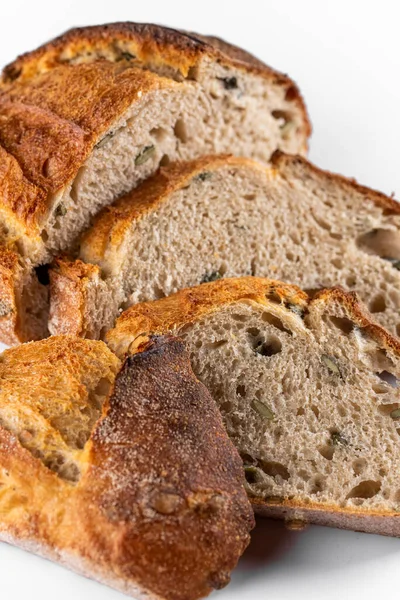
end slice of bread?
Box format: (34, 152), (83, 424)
(0, 334), (253, 598)
(108, 277), (400, 536)
(50, 153), (400, 341)
(0, 246), (48, 344)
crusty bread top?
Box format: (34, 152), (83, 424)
(1, 22), (308, 116)
(0, 334), (253, 600)
(107, 276), (400, 360)
(0, 62), (171, 235)
(80, 152), (400, 266)
(107, 277), (308, 353)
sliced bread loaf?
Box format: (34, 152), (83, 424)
(50, 153), (400, 341)
(108, 277), (400, 536)
(0, 23), (310, 264)
(0, 24), (310, 345)
(0, 334), (253, 598)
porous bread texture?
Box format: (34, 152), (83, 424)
(1, 22), (310, 161)
(0, 28), (310, 266)
(0, 334), (253, 599)
(107, 278), (400, 534)
(50, 154), (400, 341)
(0, 39), (309, 346)
(0, 336), (119, 480)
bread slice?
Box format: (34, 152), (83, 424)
(0, 334), (253, 598)
(0, 23), (310, 265)
(49, 153), (400, 341)
(107, 277), (400, 537)
(0, 247), (48, 343)
(0, 24), (310, 345)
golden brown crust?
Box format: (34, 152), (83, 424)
(106, 276), (308, 354)
(108, 276), (400, 359)
(2, 22), (306, 96)
(0, 334), (253, 599)
(271, 150), (400, 215)
(0, 62), (170, 234)
(0, 145), (46, 236)
(49, 257), (100, 337)
(0, 246), (23, 345)
(253, 500), (400, 536)
(0, 23), (311, 242)
(1, 23), (311, 141)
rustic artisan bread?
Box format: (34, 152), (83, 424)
(0, 334), (253, 599)
(50, 153), (400, 341)
(0, 23), (310, 345)
(108, 277), (400, 537)
(2, 22), (310, 167)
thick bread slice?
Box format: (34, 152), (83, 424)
(108, 277), (400, 537)
(0, 334), (253, 599)
(0, 24), (310, 346)
(0, 247), (48, 344)
(50, 153), (400, 341)
(0, 23), (310, 265)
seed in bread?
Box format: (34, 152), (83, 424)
(49, 153), (400, 341)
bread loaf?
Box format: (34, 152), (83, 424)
(49, 153), (400, 341)
(108, 277), (400, 537)
(0, 22), (310, 344)
(0, 334), (253, 598)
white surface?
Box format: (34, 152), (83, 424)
(0, 1), (400, 598)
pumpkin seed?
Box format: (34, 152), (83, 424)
(201, 271), (221, 283)
(321, 354), (342, 378)
(218, 76), (238, 90)
(135, 145), (155, 166)
(244, 465), (260, 483)
(288, 303), (304, 318)
(390, 408), (400, 419)
(95, 131), (114, 149)
(252, 399), (275, 420)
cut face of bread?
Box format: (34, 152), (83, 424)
(0, 24), (310, 266)
(2, 22), (310, 161)
(0, 23), (310, 346)
(108, 277), (400, 536)
(0, 247), (49, 344)
(0, 334), (253, 599)
(50, 153), (400, 341)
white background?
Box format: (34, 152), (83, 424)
(1, 1), (400, 599)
